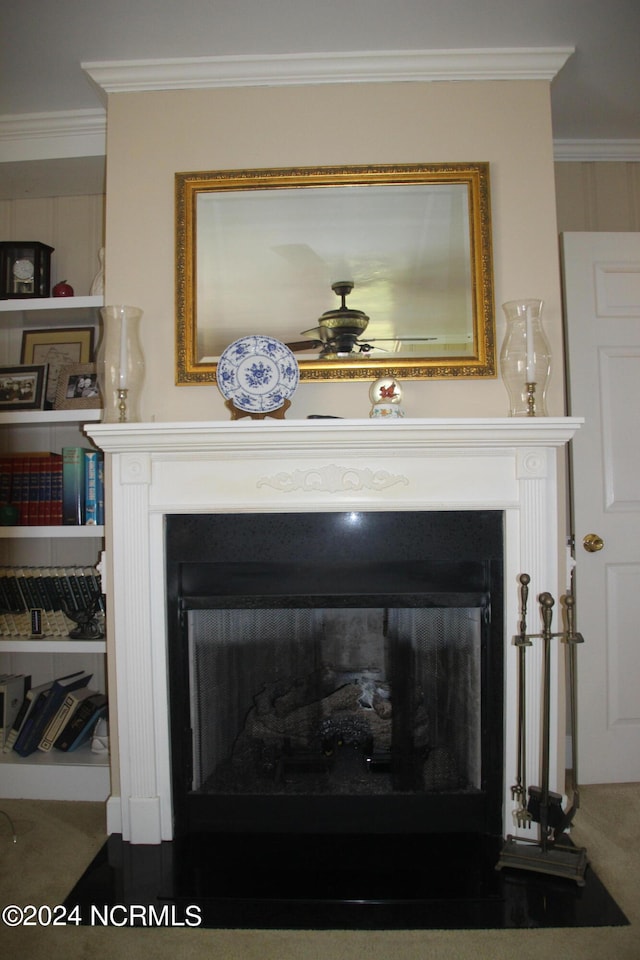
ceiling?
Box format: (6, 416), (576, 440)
(0, 1), (638, 201)
(1, 0), (638, 142)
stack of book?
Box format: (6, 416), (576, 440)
(1, 669), (108, 757)
(0, 447), (104, 526)
(0, 452), (63, 525)
(0, 564), (105, 638)
(62, 447), (104, 526)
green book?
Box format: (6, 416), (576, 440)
(62, 447), (86, 525)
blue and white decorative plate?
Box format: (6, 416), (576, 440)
(216, 335), (299, 413)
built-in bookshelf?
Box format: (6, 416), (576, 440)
(0, 295), (103, 315)
(0, 294), (109, 801)
(0, 525), (102, 539)
(0, 638), (106, 654)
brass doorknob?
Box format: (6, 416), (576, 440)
(583, 533), (604, 553)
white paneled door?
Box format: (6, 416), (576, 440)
(562, 232), (640, 783)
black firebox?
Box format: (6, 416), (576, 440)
(165, 511), (504, 840)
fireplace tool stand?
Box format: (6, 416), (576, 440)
(496, 573), (589, 885)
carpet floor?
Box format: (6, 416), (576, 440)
(1, 784), (639, 960)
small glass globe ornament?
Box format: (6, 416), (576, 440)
(369, 376), (405, 418)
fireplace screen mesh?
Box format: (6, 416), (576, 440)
(187, 605), (482, 798)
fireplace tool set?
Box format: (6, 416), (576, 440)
(496, 573), (589, 885)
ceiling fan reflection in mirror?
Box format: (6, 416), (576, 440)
(286, 281), (437, 359)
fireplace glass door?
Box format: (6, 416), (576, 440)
(189, 605), (481, 795)
(166, 511), (503, 838)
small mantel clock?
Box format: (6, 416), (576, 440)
(0, 241), (54, 299)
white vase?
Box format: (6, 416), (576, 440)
(90, 248), (105, 296)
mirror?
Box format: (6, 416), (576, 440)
(175, 163), (495, 383)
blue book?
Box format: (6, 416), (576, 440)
(13, 670), (92, 757)
(83, 450), (101, 525)
(96, 454), (104, 526)
(0, 673), (30, 747)
(4, 679), (51, 753)
(55, 693), (107, 752)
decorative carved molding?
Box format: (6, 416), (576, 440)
(257, 463), (409, 493)
(516, 448), (548, 479)
(120, 451), (151, 485)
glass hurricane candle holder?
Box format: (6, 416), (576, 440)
(98, 305), (145, 422)
(500, 299), (551, 416)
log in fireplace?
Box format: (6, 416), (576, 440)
(166, 510), (504, 840)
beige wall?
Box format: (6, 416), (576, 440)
(103, 80), (564, 421)
(3, 115), (639, 425)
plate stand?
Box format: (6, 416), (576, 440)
(225, 398), (291, 420)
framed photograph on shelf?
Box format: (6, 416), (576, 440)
(54, 362), (101, 410)
(0, 364), (48, 410)
(21, 327), (94, 407)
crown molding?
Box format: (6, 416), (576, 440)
(0, 109), (106, 162)
(554, 139), (640, 162)
(7, 51), (638, 168)
(81, 46), (574, 96)
(2, 112), (637, 170)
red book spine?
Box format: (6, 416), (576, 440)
(50, 456), (63, 525)
(0, 455), (12, 506)
(25, 456), (40, 525)
(39, 455), (59, 526)
(12, 456), (26, 525)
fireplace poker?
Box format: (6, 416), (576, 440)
(511, 574), (532, 829)
(530, 592), (556, 850)
(554, 585), (584, 835)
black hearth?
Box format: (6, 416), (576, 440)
(165, 510), (504, 841)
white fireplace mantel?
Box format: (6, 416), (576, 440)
(87, 417), (582, 844)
